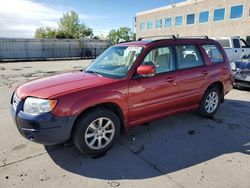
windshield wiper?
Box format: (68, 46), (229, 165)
(85, 70), (103, 77)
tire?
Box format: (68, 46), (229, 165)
(199, 87), (221, 118)
(72, 107), (121, 156)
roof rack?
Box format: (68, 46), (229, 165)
(138, 35), (176, 41)
(176, 36), (209, 39)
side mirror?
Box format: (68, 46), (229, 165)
(137, 65), (156, 78)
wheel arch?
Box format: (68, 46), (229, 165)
(206, 81), (224, 102)
(71, 102), (126, 138)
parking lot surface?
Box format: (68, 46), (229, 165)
(0, 60), (250, 188)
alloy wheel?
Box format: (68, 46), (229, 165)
(84, 117), (115, 150)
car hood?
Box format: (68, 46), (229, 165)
(235, 60), (250, 70)
(16, 71), (118, 99)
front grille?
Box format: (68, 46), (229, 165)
(12, 93), (20, 111)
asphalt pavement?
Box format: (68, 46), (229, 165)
(0, 60), (250, 188)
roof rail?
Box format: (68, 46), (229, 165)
(138, 35), (176, 41)
(177, 36), (209, 39)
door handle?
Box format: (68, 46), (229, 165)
(164, 77), (176, 83)
(201, 70), (208, 76)
(222, 67), (229, 71)
(164, 77), (177, 86)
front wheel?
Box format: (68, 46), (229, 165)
(199, 87), (221, 117)
(72, 108), (121, 156)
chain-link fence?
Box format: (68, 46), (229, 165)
(0, 38), (111, 61)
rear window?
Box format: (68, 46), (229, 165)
(217, 39), (230, 48)
(202, 45), (224, 63)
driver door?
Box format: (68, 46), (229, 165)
(128, 46), (180, 126)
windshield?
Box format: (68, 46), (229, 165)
(85, 46), (143, 79)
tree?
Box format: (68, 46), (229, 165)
(108, 29), (119, 44)
(108, 27), (135, 44)
(34, 11), (93, 39)
(58, 11), (93, 39)
(35, 27), (57, 38)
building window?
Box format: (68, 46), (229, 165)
(214, 8), (225, 21)
(156, 19), (162, 28)
(148, 21), (153, 30)
(186, 13), (195, 25)
(140, 22), (146, 31)
(230, 5), (244, 19)
(165, 18), (172, 27)
(199, 11), (209, 23)
(175, 16), (183, 26)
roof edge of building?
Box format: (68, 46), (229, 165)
(136, 0), (205, 16)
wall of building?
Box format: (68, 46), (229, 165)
(136, 0), (250, 39)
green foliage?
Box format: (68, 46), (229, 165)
(34, 11), (93, 39)
(35, 27), (57, 38)
(108, 27), (135, 44)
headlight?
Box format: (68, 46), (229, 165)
(24, 97), (57, 115)
(230, 62), (236, 71)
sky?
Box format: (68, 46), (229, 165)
(0, 0), (186, 38)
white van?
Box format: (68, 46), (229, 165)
(214, 37), (250, 63)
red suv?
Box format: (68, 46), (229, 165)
(11, 36), (233, 156)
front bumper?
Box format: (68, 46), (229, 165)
(233, 75), (250, 88)
(11, 100), (77, 145)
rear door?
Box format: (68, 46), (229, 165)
(175, 44), (208, 108)
(201, 44), (232, 92)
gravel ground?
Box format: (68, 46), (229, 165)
(0, 60), (250, 188)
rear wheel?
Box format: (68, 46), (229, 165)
(73, 107), (121, 156)
(199, 87), (221, 117)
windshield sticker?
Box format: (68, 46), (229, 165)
(126, 47), (143, 52)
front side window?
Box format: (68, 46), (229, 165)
(230, 5), (244, 19)
(240, 39), (248, 48)
(202, 45), (224, 63)
(175, 16), (183, 26)
(165, 18), (172, 27)
(140, 22), (146, 31)
(141, 47), (175, 74)
(187, 13), (195, 25)
(214, 8), (225, 21)
(86, 46), (143, 79)
(199, 11), (209, 23)
(148, 21), (153, 30)
(176, 45), (204, 69)
(156, 19), (162, 28)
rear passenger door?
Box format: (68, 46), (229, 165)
(175, 44), (208, 108)
(202, 44), (231, 90)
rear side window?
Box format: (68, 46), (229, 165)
(175, 45), (204, 69)
(202, 45), (224, 63)
(217, 39), (230, 48)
